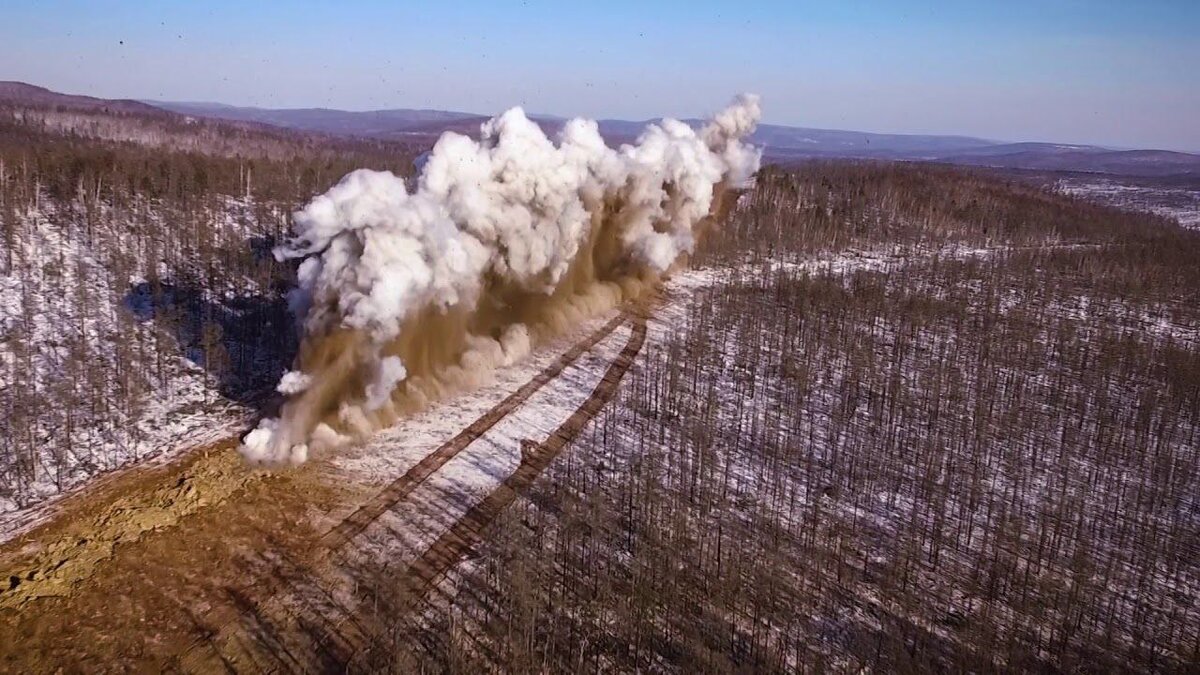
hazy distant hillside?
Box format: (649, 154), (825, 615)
(150, 100), (482, 138)
(942, 146), (1200, 177)
(152, 98), (1001, 156)
(5, 81), (1198, 176)
(151, 96), (1200, 177)
(0, 81), (161, 115)
(2, 78), (1200, 176)
(0, 81), (423, 162)
(744, 122), (995, 155)
(588, 119), (999, 156)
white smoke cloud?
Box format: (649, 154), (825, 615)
(364, 356), (407, 411)
(240, 95), (762, 465)
(276, 370), (313, 395)
(702, 93), (763, 187)
(241, 417), (307, 465)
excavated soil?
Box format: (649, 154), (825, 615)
(0, 308), (644, 673)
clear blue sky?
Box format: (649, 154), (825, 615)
(2, 0), (1197, 150)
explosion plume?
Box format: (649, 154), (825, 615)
(241, 94), (762, 464)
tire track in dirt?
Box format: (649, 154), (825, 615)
(318, 311), (630, 554)
(393, 309), (646, 603)
(176, 308), (638, 671)
(244, 308), (650, 671)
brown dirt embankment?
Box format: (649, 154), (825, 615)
(0, 308), (637, 672)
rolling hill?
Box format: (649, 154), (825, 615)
(0, 81), (162, 115)
(2, 81), (1196, 176)
(147, 96), (1200, 177)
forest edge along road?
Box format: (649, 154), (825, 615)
(0, 299), (648, 670)
(176, 304), (651, 671)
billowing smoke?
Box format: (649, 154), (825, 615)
(241, 94), (762, 465)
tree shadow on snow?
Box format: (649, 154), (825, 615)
(121, 236), (298, 407)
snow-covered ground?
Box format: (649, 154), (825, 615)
(1057, 178), (1200, 229)
(0, 194), (280, 516)
(332, 317), (632, 568)
(370, 242), (1200, 670)
(233, 245), (1017, 652)
(0, 228), (1090, 532)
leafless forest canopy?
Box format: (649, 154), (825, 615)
(360, 167), (1200, 672)
(0, 108), (414, 505)
(1, 105), (1198, 672)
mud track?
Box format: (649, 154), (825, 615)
(320, 311), (630, 553)
(0, 305), (647, 672)
(175, 306), (649, 671)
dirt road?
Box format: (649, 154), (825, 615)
(0, 305), (648, 673)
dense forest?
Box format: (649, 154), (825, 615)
(0, 107), (415, 509)
(344, 166), (1200, 672)
(2, 101), (1198, 671)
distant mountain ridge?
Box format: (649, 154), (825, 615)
(147, 100), (482, 138)
(148, 98), (1200, 177)
(1, 82), (1195, 177)
(0, 81), (162, 115)
(0, 81), (420, 161)
(147, 99), (1006, 156)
